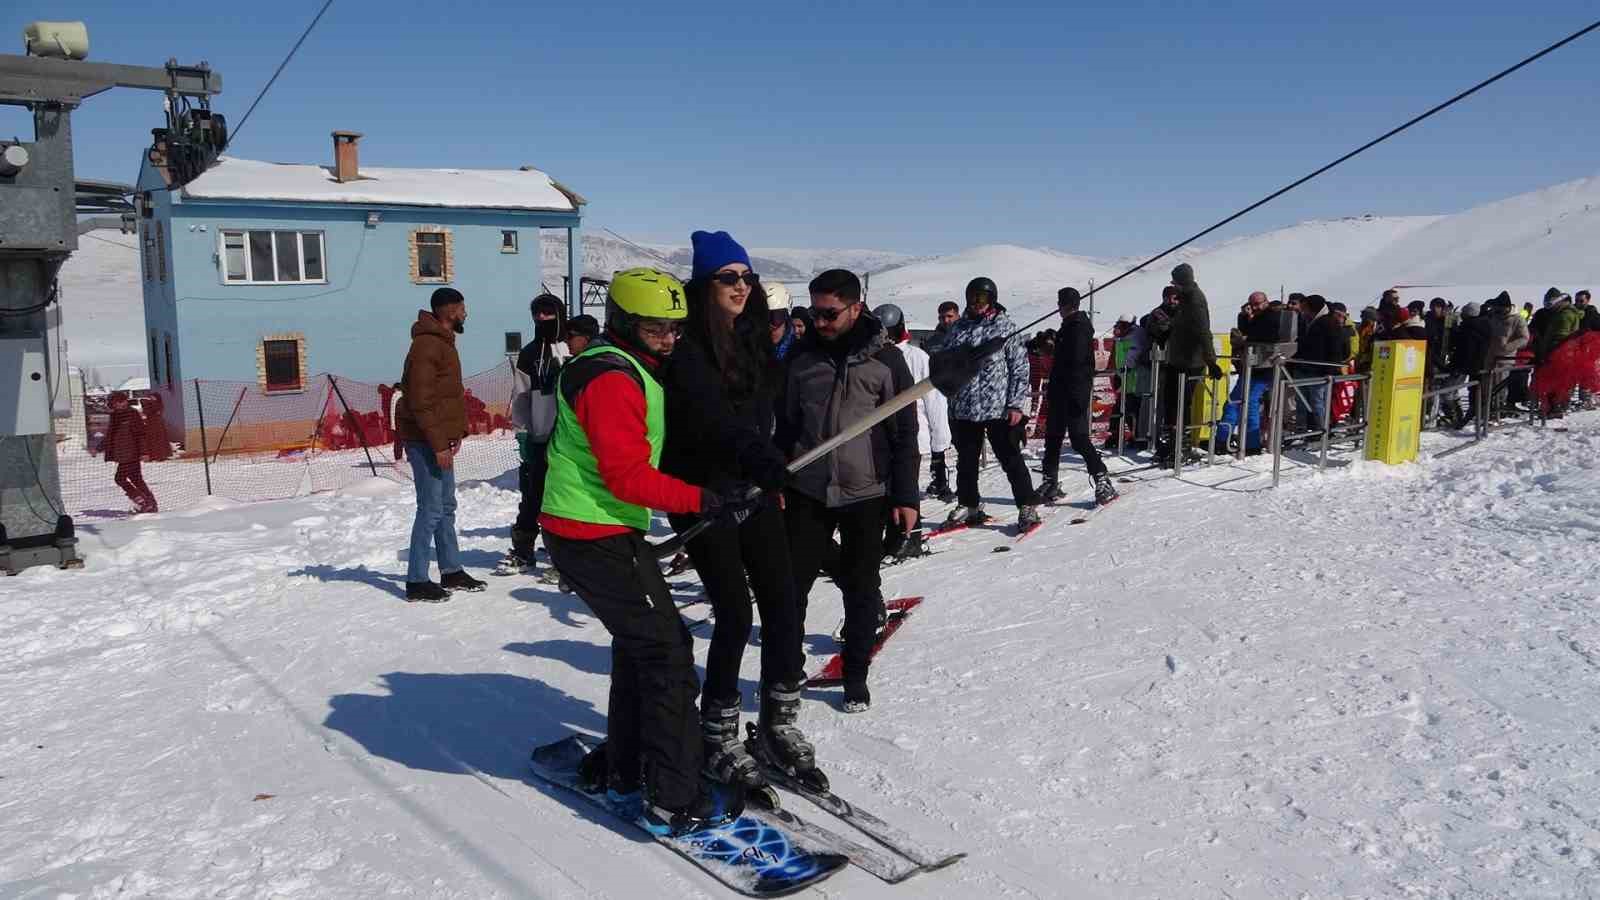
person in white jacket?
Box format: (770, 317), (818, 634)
(873, 303), (949, 558)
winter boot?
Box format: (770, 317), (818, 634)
(747, 681), (829, 792)
(1017, 505), (1042, 532)
(1093, 472), (1120, 506)
(700, 697), (768, 795)
(842, 680), (871, 714)
(1036, 476), (1066, 503)
(440, 570), (487, 593)
(405, 581), (451, 603)
(640, 776), (746, 837)
(887, 530), (929, 564)
(492, 548), (535, 577)
(944, 505), (989, 528)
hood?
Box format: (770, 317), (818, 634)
(412, 310), (456, 344)
(1170, 263), (1196, 287)
(532, 294), (567, 339)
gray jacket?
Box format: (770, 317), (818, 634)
(1487, 308), (1530, 363)
(778, 315), (920, 508)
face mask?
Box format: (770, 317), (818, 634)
(535, 318), (558, 342)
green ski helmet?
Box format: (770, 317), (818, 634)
(606, 267), (688, 340)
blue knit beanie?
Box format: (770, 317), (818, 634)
(691, 230), (752, 282)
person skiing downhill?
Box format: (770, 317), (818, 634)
(658, 231), (824, 804)
(874, 302), (949, 558)
(538, 267), (757, 837)
(940, 277), (1038, 531)
(778, 269), (920, 714)
(1037, 288), (1118, 506)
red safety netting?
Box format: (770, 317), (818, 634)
(58, 362), (522, 520)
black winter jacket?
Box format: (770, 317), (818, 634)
(1295, 312), (1347, 367)
(1167, 287), (1217, 372)
(777, 315), (919, 509)
(1450, 317), (1494, 376)
(661, 327), (786, 492)
(1048, 310), (1097, 395)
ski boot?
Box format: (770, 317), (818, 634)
(841, 680), (871, 714)
(886, 530), (929, 564)
(944, 504), (989, 528)
(1017, 504), (1042, 532)
(640, 777), (745, 837)
(701, 697), (778, 809)
(1036, 476), (1066, 503)
(746, 681), (830, 793)
(1092, 472), (1120, 506)
(925, 473), (955, 503)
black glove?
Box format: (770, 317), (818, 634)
(741, 445), (790, 492)
(700, 483), (762, 528)
(1207, 361), (1224, 381)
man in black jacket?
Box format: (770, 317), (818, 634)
(1448, 301), (1493, 426)
(778, 269), (919, 714)
(1291, 295), (1346, 434)
(1155, 264), (1220, 466)
(1038, 288), (1118, 506)
(501, 293), (568, 575)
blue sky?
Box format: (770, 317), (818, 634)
(8, 1), (1597, 257)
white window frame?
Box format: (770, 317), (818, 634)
(218, 229), (329, 285)
(500, 229), (519, 253)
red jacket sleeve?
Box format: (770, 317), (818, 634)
(575, 371), (704, 515)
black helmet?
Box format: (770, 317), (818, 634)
(965, 277), (998, 303)
(872, 303), (905, 330)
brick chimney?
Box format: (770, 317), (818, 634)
(331, 131), (363, 182)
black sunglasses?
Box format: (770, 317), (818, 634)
(809, 303), (854, 322)
(710, 271), (761, 288)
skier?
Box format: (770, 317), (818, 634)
(1155, 264), (1221, 468)
(778, 269), (920, 713)
(1036, 288), (1117, 506)
(922, 300), (960, 353)
(103, 391), (157, 514)
(940, 277), (1038, 530)
(396, 287), (486, 602)
(658, 231), (821, 802)
(766, 281), (799, 359)
(539, 267), (756, 836)
(874, 302), (949, 554)
(499, 293), (569, 576)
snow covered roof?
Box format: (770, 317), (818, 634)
(179, 156), (581, 213)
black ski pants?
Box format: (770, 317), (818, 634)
(1042, 382), (1106, 481)
(1157, 366), (1202, 450)
(543, 530), (701, 809)
(511, 440), (551, 549)
(951, 418), (1035, 508)
(785, 491), (885, 685)
(669, 499), (805, 706)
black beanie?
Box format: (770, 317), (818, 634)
(1170, 263), (1195, 286)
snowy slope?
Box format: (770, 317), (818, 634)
(8, 414), (1600, 897)
(867, 244), (1122, 329)
(55, 230), (147, 380)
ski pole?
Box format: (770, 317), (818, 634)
(651, 379), (936, 560)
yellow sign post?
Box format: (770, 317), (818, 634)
(1187, 333), (1232, 442)
(1365, 339), (1426, 463)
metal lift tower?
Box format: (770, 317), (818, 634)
(0, 22), (222, 573)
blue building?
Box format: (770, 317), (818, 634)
(135, 131), (584, 397)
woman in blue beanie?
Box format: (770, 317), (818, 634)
(657, 230), (827, 805)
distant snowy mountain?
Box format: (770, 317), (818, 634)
(54, 172), (1600, 371)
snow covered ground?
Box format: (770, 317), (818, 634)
(7, 412), (1600, 898)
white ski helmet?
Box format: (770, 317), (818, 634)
(765, 281), (792, 312)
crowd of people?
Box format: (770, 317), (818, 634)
(391, 234), (1135, 837)
(390, 247), (1598, 839)
(1019, 276), (1600, 463)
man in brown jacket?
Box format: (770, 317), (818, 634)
(396, 287), (485, 601)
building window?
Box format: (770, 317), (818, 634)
(163, 334), (175, 388)
(220, 230), (328, 284)
(409, 227), (453, 283)
(150, 330), (160, 384)
(259, 335), (306, 393)
(142, 225), (155, 281)
(504, 331), (522, 354)
(501, 230), (519, 253)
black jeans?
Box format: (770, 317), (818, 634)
(951, 418), (1035, 508)
(1157, 367), (1201, 450)
(512, 441), (550, 549)
(1043, 384), (1107, 480)
(784, 491), (885, 685)
(543, 531), (701, 809)
(669, 500), (805, 705)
